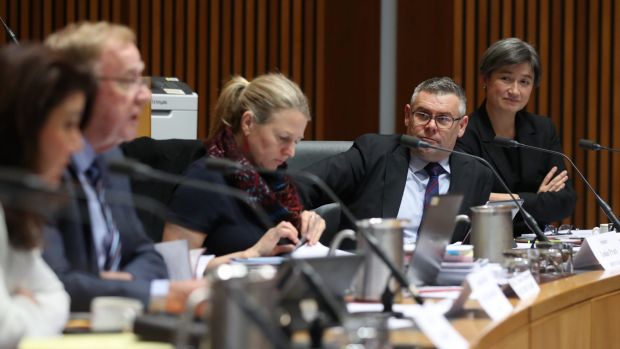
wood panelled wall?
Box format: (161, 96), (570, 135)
(2, 0), (616, 228)
(0, 0), (380, 141)
(451, 0), (620, 229)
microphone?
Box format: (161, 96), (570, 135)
(0, 16), (19, 45)
(497, 136), (620, 229)
(494, 136), (620, 230)
(106, 157), (274, 230)
(0, 167), (67, 220)
(400, 135), (549, 242)
(204, 156), (424, 303)
(579, 138), (620, 153)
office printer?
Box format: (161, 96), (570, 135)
(150, 77), (198, 139)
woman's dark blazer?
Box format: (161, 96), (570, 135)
(457, 103), (577, 234)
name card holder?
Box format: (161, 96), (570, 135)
(410, 303), (469, 349)
(573, 232), (620, 270)
(466, 268), (513, 321)
(508, 270), (540, 300)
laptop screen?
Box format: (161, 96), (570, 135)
(406, 194), (464, 286)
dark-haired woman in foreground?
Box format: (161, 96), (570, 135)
(0, 44), (96, 346)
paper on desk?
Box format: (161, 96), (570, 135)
(189, 249), (215, 278)
(291, 241), (351, 258)
(154, 240), (192, 280)
(418, 286), (463, 299)
(231, 242), (350, 265)
(346, 302), (415, 330)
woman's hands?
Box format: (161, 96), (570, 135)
(538, 166), (568, 193)
(243, 211), (325, 258)
(299, 210), (325, 245)
(245, 221), (300, 257)
(489, 166), (568, 201)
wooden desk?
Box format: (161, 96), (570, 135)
(19, 333), (171, 349)
(393, 269), (620, 349)
(20, 270), (620, 349)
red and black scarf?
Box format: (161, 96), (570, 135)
(205, 127), (303, 230)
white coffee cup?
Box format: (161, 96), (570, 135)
(90, 296), (144, 332)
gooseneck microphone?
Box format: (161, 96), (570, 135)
(579, 138), (620, 153)
(204, 156), (424, 304)
(0, 166), (172, 227)
(106, 158), (274, 230)
(400, 135), (549, 242)
(494, 136), (620, 230)
(0, 167), (66, 220)
(0, 16), (19, 45)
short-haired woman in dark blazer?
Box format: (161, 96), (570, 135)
(457, 38), (577, 235)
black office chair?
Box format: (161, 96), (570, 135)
(120, 137), (206, 242)
(288, 140), (353, 245)
(287, 140), (352, 170)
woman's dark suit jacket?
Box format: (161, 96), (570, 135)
(457, 103), (577, 234)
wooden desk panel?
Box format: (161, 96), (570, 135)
(402, 270), (620, 349)
(591, 289), (620, 349)
(530, 301), (591, 349)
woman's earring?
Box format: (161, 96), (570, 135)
(482, 84), (487, 89)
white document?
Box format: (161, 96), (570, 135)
(573, 232), (620, 270)
(466, 268), (513, 321)
(154, 240), (192, 280)
(189, 248), (215, 279)
(508, 270), (540, 300)
(291, 242), (351, 258)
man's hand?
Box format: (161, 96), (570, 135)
(538, 166), (568, 193)
(100, 271), (134, 281)
(165, 279), (209, 314)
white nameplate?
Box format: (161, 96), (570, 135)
(508, 270), (540, 300)
(466, 268), (513, 321)
(573, 232), (620, 270)
(411, 303), (468, 349)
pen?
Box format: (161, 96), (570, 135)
(295, 236), (308, 250)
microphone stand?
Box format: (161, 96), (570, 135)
(496, 136), (620, 231)
(106, 158), (274, 230)
(399, 135), (548, 242)
(205, 157), (424, 306)
(0, 16), (19, 44)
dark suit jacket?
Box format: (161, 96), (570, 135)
(42, 147), (168, 312)
(456, 103), (577, 234)
(120, 137), (206, 242)
(297, 134), (494, 242)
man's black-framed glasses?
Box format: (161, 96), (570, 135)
(411, 110), (462, 129)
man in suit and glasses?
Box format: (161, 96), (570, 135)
(298, 77), (494, 245)
(42, 21), (203, 313)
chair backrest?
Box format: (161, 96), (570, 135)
(120, 137), (206, 242)
(287, 140), (353, 170)
(287, 140), (352, 245)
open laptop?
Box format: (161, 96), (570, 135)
(406, 194), (464, 286)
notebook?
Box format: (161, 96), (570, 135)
(407, 194), (464, 286)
